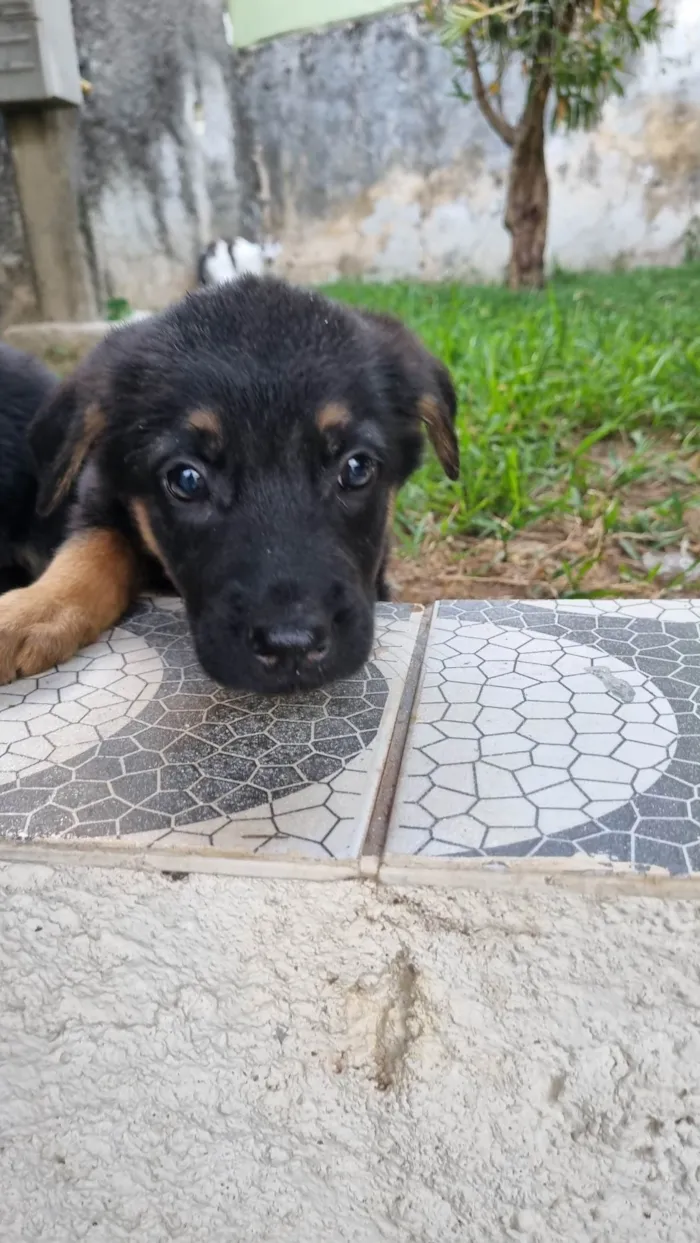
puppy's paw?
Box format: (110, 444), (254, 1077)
(0, 588), (88, 684)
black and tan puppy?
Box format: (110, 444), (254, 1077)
(0, 277), (458, 693)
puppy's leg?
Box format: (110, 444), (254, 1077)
(0, 529), (140, 684)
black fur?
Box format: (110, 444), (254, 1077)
(0, 344), (67, 591)
(7, 277), (459, 693)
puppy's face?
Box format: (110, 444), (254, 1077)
(31, 279), (458, 693)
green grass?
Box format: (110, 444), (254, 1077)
(326, 266), (700, 591)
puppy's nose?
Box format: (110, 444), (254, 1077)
(250, 622), (330, 669)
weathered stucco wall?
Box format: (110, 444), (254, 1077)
(237, 0), (700, 283)
(0, 0), (239, 323)
(0, 129), (36, 327)
(73, 0), (239, 309)
(1, 862), (700, 1242)
(1, 0), (700, 321)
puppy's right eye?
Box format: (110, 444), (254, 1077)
(338, 453), (377, 490)
(164, 464), (209, 502)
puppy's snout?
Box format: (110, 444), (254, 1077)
(250, 621), (330, 671)
(193, 571), (371, 693)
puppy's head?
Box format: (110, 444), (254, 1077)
(30, 278), (458, 693)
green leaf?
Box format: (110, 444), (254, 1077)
(438, 0), (665, 134)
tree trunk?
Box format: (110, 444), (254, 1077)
(504, 95), (549, 291)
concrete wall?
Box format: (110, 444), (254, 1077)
(2, 0), (700, 323)
(74, 0), (239, 310)
(0, 0), (240, 324)
(237, 0), (700, 283)
(1, 861), (699, 1242)
(0, 127), (37, 326)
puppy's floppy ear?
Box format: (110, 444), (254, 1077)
(361, 310), (460, 481)
(29, 376), (106, 516)
(416, 364), (459, 482)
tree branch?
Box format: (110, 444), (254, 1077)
(519, 0), (578, 139)
(463, 32), (516, 148)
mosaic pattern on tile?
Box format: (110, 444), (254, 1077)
(0, 598), (420, 861)
(388, 600), (700, 875)
(529, 598), (700, 625)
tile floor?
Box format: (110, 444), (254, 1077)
(387, 600), (700, 875)
(0, 597), (421, 866)
(0, 597), (699, 878)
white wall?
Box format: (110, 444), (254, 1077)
(240, 0), (700, 283)
(2, 1), (698, 323)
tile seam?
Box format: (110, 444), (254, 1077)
(361, 605), (434, 872)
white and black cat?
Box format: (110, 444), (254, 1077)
(197, 237), (281, 286)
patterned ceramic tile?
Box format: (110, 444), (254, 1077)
(386, 600), (700, 875)
(0, 598), (421, 869)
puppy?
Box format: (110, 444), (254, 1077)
(0, 344), (66, 593)
(0, 277), (458, 693)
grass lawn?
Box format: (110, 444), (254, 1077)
(328, 265), (700, 602)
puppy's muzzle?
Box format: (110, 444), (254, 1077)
(250, 619), (330, 673)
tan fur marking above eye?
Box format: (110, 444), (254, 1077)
(0, 529), (140, 684)
(187, 408), (223, 449)
(417, 393), (460, 481)
(130, 500), (166, 565)
(316, 402), (351, 434)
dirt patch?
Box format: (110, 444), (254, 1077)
(391, 512), (700, 604)
(393, 438), (700, 603)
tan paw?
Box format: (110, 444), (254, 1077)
(0, 588), (88, 684)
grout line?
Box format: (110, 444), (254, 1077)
(377, 858), (700, 898)
(361, 604), (433, 873)
(0, 840), (359, 882)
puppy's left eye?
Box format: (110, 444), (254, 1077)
(165, 464), (209, 502)
(338, 453), (376, 490)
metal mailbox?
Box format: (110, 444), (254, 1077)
(0, 0), (81, 107)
